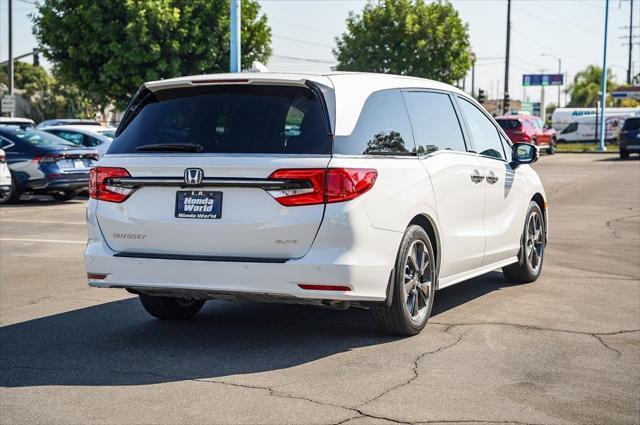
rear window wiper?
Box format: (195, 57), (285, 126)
(136, 143), (204, 152)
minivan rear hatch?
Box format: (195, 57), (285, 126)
(95, 81), (334, 260)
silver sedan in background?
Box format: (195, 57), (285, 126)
(41, 125), (115, 158)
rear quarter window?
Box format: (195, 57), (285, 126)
(109, 85), (332, 155)
(333, 89), (415, 155)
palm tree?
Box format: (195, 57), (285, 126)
(567, 65), (617, 107)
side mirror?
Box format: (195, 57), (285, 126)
(511, 142), (539, 167)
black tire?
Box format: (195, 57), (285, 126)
(0, 175), (21, 205)
(546, 138), (557, 155)
(138, 294), (205, 320)
(503, 201), (546, 283)
(51, 190), (78, 201)
(371, 225), (436, 336)
(620, 149), (629, 160)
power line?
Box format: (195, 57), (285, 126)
(273, 35), (334, 49)
(271, 54), (335, 64)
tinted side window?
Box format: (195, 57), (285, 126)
(85, 136), (104, 147)
(333, 89), (415, 155)
(458, 98), (505, 160)
(403, 91), (466, 154)
(562, 122), (578, 134)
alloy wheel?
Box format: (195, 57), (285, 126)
(403, 240), (433, 323)
(526, 211), (544, 273)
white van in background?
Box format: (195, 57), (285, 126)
(557, 115), (618, 143)
(552, 107), (639, 133)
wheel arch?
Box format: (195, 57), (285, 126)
(531, 192), (548, 243)
(408, 214), (442, 289)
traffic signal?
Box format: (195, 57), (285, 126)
(33, 49), (39, 67)
(503, 93), (510, 113)
(478, 89), (485, 104)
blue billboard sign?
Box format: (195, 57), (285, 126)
(522, 74), (564, 87)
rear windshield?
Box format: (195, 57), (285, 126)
(496, 119), (521, 130)
(622, 118), (640, 131)
(0, 127), (78, 147)
(109, 85), (331, 155)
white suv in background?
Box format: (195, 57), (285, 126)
(86, 72), (548, 335)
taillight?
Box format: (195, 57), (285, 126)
(0, 151), (5, 162)
(267, 168), (377, 206)
(89, 167), (132, 203)
(33, 153), (65, 163)
(326, 168), (377, 203)
(268, 169), (326, 206)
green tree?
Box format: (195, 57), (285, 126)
(566, 65), (617, 107)
(0, 62), (94, 121)
(33, 0), (272, 110)
(334, 0), (472, 83)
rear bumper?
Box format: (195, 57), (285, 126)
(85, 199), (401, 302)
(23, 173), (89, 191)
(620, 139), (640, 152)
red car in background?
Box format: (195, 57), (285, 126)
(495, 115), (557, 154)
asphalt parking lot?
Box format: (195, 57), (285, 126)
(0, 154), (638, 425)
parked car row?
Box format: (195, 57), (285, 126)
(0, 119), (115, 203)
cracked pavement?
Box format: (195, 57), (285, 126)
(1, 154), (639, 425)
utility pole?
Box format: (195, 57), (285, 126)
(8, 0), (14, 117)
(503, 0), (511, 115)
(599, 0), (610, 152)
(230, 0), (241, 73)
(471, 56), (476, 98)
(628, 0), (634, 84)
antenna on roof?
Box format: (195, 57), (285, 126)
(249, 61), (269, 73)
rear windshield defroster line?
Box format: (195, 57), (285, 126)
(109, 84), (333, 155)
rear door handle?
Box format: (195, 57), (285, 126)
(486, 171), (499, 185)
(470, 169), (484, 184)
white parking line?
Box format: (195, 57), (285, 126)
(0, 238), (86, 244)
(0, 219), (85, 225)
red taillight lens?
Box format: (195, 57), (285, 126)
(268, 168), (326, 206)
(267, 168), (377, 206)
(326, 168), (377, 203)
(33, 153), (65, 163)
(89, 167), (132, 203)
(0, 151), (5, 162)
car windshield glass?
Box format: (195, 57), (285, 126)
(1, 128), (78, 147)
(496, 119), (521, 130)
(109, 85), (331, 155)
(623, 118), (640, 131)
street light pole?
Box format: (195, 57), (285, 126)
(230, 0), (241, 73)
(542, 53), (562, 107)
(599, 0), (610, 152)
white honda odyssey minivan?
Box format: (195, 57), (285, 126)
(86, 72), (548, 335)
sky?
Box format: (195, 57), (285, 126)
(1, 0), (638, 107)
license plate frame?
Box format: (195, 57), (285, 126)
(175, 190), (223, 219)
